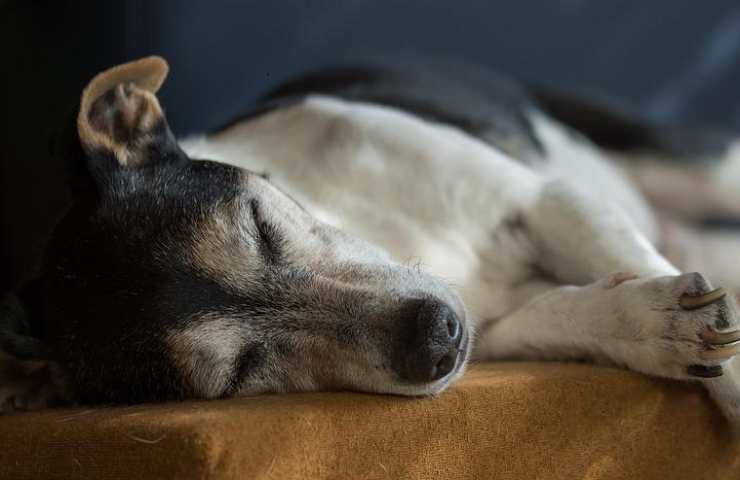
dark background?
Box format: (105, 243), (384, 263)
(3, 0), (740, 293)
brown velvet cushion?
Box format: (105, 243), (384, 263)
(1, 362), (738, 479)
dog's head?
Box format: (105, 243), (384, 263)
(36, 57), (470, 404)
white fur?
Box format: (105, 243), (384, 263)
(528, 112), (659, 241)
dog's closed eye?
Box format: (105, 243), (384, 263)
(249, 199), (284, 263)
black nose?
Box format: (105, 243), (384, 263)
(397, 299), (464, 383)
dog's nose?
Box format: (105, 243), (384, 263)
(398, 299), (464, 383)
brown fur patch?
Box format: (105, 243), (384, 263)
(165, 316), (246, 399)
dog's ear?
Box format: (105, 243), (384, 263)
(77, 56), (182, 170)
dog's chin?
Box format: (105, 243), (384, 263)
(231, 330), (472, 399)
(383, 361), (470, 398)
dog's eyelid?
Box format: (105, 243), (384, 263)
(248, 199), (282, 261)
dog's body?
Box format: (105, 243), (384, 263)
(4, 56), (740, 429)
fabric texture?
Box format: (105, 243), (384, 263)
(1, 362), (739, 480)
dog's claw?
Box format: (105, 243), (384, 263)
(702, 329), (740, 346)
(680, 287), (727, 310)
(701, 341), (740, 361)
(687, 364), (723, 378)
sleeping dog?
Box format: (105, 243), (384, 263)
(4, 56), (740, 429)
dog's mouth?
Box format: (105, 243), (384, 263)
(435, 326), (472, 389)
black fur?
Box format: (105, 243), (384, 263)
(35, 119), (251, 403)
(218, 55), (546, 161)
(0, 293), (49, 361)
(530, 86), (735, 160)
(217, 54), (735, 165)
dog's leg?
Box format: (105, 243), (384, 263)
(617, 141), (740, 223)
(478, 181), (740, 429)
(522, 180), (679, 283)
(659, 219), (740, 295)
(477, 272), (740, 426)
(0, 293), (68, 412)
(0, 352), (66, 413)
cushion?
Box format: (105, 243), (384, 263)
(1, 362), (738, 479)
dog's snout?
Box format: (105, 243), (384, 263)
(398, 299), (464, 383)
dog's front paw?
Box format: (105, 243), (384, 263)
(609, 272), (740, 381)
(0, 354), (65, 414)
